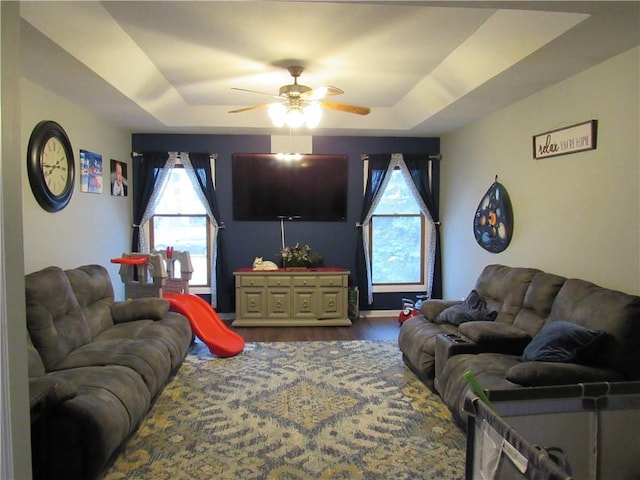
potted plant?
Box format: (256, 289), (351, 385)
(280, 243), (323, 268)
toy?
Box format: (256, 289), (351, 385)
(111, 250), (244, 357)
(398, 295), (428, 325)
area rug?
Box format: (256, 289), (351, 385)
(104, 340), (466, 479)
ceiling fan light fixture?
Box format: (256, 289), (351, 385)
(304, 102), (322, 129)
(285, 107), (305, 128)
(268, 103), (287, 127)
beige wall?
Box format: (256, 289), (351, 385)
(21, 79), (133, 299)
(440, 46), (640, 299)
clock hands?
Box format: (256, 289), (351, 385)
(42, 156), (68, 175)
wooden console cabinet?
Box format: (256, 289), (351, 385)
(233, 268), (351, 327)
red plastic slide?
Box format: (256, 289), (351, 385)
(163, 292), (245, 358)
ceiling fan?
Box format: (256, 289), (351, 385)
(229, 66), (370, 128)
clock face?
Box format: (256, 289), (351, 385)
(42, 136), (70, 196)
(27, 121), (75, 212)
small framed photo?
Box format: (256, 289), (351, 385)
(80, 149), (103, 193)
(110, 160), (128, 197)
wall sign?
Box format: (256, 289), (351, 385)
(533, 120), (597, 160)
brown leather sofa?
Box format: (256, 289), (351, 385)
(398, 264), (640, 428)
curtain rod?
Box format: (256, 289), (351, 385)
(361, 153), (442, 161)
(131, 152), (216, 160)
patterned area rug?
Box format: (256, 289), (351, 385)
(104, 340), (466, 479)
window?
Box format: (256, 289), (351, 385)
(150, 166), (210, 286)
(370, 168), (430, 292)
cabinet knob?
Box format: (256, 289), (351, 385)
(303, 280), (307, 285)
(250, 280), (255, 285)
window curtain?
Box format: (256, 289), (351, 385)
(137, 153), (179, 253)
(356, 153), (442, 305)
(131, 152), (170, 253)
(181, 153), (228, 309)
(356, 154), (393, 305)
(400, 153), (442, 299)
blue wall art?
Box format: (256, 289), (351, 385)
(473, 177), (513, 253)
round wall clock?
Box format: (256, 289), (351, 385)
(27, 120), (75, 212)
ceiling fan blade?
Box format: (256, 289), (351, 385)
(320, 101), (371, 115)
(228, 103), (273, 114)
(302, 86), (344, 100)
(231, 87), (280, 99)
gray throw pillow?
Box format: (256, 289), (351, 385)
(433, 289), (498, 326)
(522, 321), (606, 363)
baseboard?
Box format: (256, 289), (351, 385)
(358, 310), (399, 318)
(217, 310), (398, 321)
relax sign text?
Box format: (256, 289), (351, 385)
(533, 120), (597, 160)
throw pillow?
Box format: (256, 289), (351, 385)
(522, 321), (606, 363)
(433, 289), (498, 326)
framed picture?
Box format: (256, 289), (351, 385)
(79, 149), (103, 193)
(533, 120), (598, 160)
(110, 159), (128, 197)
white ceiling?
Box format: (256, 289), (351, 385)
(20, 1), (640, 136)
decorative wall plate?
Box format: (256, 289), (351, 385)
(473, 178), (513, 253)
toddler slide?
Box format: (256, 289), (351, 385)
(163, 292), (245, 358)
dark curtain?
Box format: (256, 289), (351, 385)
(356, 154), (392, 305)
(131, 152), (168, 252)
(403, 154), (442, 299)
(188, 153), (232, 312)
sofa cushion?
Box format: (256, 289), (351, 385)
(65, 265), (115, 338)
(506, 361), (625, 387)
(434, 290), (497, 326)
(55, 338), (172, 397)
(458, 322), (531, 355)
(94, 313), (193, 370)
(474, 265), (541, 324)
(26, 266), (92, 371)
(548, 279), (640, 380)
(512, 272), (566, 337)
(111, 298), (170, 323)
(522, 321), (606, 363)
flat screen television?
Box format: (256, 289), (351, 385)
(232, 153), (348, 221)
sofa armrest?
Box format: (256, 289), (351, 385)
(506, 362), (625, 387)
(421, 299), (461, 322)
(29, 376), (77, 421)
(111, 298), (170, 323)
(434, 333), (479, 393)
(458, 321), (531, 355)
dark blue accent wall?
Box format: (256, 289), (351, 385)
(132, 134), (439, 313)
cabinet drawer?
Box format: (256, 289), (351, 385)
(317, 275), (346, 287)
(292, 276), (316, 287)
(268, 276), (291, 287)
(239, 275), (268, 287)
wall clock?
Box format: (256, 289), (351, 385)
(27, 120), (75, 212)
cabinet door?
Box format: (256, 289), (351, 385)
(293, 288), (317, 319)
(237, 288), (266, 319)
(267, 289), (291, 319)
(317, 288), (344, 319)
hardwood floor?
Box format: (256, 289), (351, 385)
(224, 316), (401, 342)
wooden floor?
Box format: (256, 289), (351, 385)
(224, 316), (400, 342)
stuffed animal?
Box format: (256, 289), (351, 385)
(252, 257), (279, 271)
